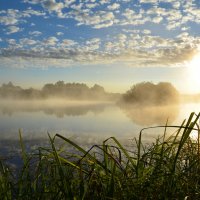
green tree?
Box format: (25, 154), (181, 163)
(122, 82), (179, 105)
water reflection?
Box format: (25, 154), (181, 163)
(0, 99), (180, 125)
(0, 99), (110, 118)
(120, 104), (180, 126)
(1, 99), (199, 166)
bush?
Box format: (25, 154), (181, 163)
(122, 82), (179, 105)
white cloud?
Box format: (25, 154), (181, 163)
(13, 0), (196, 31)
(143, 29), (151, 34)
(181, 27), (190, 31)
(123, 8), (135, 20)
(1, 34), (200, 69)
(23, 0), (42, 4)
(176, 32), (189, 39)
(118, 34), (127, 41)
(167, 10), (182, 21)
(146, 7), (167, 16)
(42, 0), (64, 12)
(172, 2), (181, 9)
(44, 36), (59, 46)
(1, 0), (200, 69)
(60, 39), (76, 47)
(10, 0), (200, 31)
(20, 38), (37, 45)
(93, 20), (113, 29)
(70, 3), (83, 11)
(0, 8), (46, 30)
(159, 0), (176, 2)
(6, 26), (22, 34)
(107, 3), (120, 10)
(64, 0), (76, 7)
(85, 38), (101, 51)
(166, 21), (181, 30)
(29, 31), (42, 36)
(23, 9), (46, 17)
(0, 10), (6, 14)
(99, 0), (111, 5)
(152, 16), (163, 23)
(56, 32), (64, 36)
(73, 10), (115, 29)
(7, 39), (16, 45)
(120, 8), (153, 26)
(140, 0), (158, 3)
(86, 3), (99, 9)
(86, 38), (101, 45)
(0, 16), (18, 25)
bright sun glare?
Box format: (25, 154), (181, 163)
(187, 52), (200, 93)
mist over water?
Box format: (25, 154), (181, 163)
(0, 99), (111, 118)
(1, 82), (200, 164)
(120, 104), (180, 126)
(0, 98), (195, 137)
(1, 97), (200, 171)
(0, 98), (180, 126)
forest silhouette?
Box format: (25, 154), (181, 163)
(0, 81), (118, 101)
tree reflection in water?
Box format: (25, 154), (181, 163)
(120, 104), (180, 126)
(0, 99), (110, 118)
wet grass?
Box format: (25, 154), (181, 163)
(1, 112), (200, 199)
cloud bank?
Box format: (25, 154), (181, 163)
(0, 0), (200, 68)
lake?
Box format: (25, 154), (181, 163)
(0, 99), (200, 159)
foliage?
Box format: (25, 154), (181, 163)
(121, 82), (180, 105)
(1, 113), (200, 199)
(0, 81), (116, 100)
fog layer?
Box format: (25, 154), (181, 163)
(0, 99), (112, 118)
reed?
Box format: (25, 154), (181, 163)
(1, 112), (200, 199)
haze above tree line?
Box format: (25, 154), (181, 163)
(0, 81), (198, 105)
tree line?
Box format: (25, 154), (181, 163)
(0, 81), (180, 105)
(0, 81), (116, 100)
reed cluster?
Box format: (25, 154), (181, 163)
(1, 112), (200, 199)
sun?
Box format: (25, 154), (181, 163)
(187, 52), (200, 92)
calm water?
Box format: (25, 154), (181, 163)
(0, 100), (200, 155)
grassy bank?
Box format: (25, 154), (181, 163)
(1, 112), (200, 199)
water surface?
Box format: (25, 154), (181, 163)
(0, 100), (200, 156)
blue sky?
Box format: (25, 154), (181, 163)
(0, 0), (200, 93)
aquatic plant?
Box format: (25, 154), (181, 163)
(1, 112), (200, 199)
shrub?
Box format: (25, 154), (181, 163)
(121, 82), (179, 105)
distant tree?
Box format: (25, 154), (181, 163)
(20, 88), (41, 99)
(122, 82), (179, 105)
(0, 82), (22, 98)
(42, 83), (55, 97)
(91, 84), (105, 94)
(55, 81), (65, 87)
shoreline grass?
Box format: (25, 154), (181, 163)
(1, 112), (200, 199)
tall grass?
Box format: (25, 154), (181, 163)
(1, 112), (200, 199)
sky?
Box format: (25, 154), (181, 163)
(0, 0), (200, 93)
